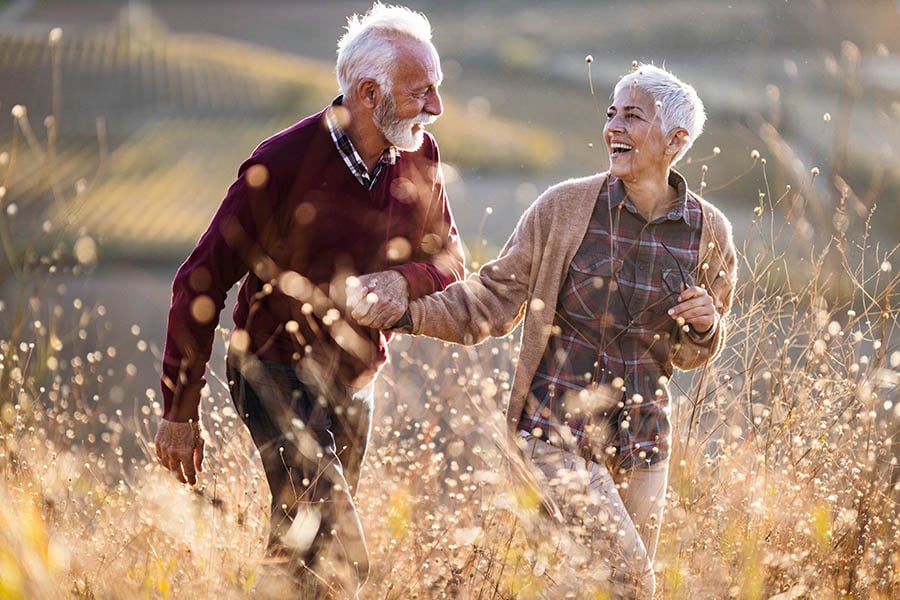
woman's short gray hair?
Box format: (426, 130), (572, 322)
(336, 2), (433, 99)
(614, 63), (706, 165)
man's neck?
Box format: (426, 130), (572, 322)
(340, 97), (390, 173)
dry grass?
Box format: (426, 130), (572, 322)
(1, 25), (899, 600)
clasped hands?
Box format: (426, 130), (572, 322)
(346, 270), (409, 330)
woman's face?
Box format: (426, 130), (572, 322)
(603, 84), (673, 182)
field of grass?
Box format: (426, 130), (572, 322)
(1, 149), (898, 598)
(1, 2), (899, 599)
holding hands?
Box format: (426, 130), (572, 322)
(347, 270), (409, 330)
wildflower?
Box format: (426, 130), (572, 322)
(584, 55), (593, 63)
(750, 149), (760, 161)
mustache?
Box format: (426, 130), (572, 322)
(411, 113), (437, 126)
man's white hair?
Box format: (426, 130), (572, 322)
(336, 2), (433, 100)
(614, 63), (706, 165)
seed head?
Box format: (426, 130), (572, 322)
(750, 149), (760, 161)
(811, 167), (820, 177)
(823, 112), (831, 122)
(585, 55), (593, 63)
(48, 27), (62, 46)
(11, 105), (26, 119)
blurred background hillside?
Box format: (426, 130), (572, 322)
(1, 0), (898, 422)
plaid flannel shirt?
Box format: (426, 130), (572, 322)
(325, 96), (397, 189)
(521, 172), (703, 470)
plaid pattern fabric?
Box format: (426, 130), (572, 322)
(521, 171), (702, 470)
(325, 96), (397, 190)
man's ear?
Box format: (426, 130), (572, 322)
(357, 79), (380, 109)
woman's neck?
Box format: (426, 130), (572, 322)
(621, 172), (677, 221)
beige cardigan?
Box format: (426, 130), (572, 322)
(409, 172), (738, 432)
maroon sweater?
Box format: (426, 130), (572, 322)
(161, 108), (465, 420)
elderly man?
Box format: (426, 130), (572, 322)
(154, 3), (464, 595)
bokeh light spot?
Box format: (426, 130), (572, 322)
(189, 295), (216, 324)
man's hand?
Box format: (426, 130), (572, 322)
(347, 270), (409, 329)
(668, 285), (718, 336)
(155, 419), (204, 485)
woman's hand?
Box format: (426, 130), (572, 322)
(668, 285), (717, 336)
(348, 271), (409, 330)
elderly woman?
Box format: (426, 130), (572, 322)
(355, 63), (737, 597)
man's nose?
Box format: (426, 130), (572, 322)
(425, 88), (443, 117)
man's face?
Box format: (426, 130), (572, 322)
(373, 40), (443, 151)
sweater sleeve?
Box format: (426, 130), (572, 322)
(407, 199), (541, 345)
(671, 201), (738, 370)
(160, 159), (277, 421)
(390, 137), (466, 298)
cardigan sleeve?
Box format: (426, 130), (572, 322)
(407, 199), (543, 345)
(671, 200), (738, 370)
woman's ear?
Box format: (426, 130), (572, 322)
(665, 127), (690, 158)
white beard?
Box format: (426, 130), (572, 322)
(374, 93), (435, 152)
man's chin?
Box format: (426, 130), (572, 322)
(393, 130), (426, 152)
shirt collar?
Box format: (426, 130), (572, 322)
(609, 169), (691, 224)
(326, 95), (398, 189)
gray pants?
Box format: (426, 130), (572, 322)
(521, 434), (667, 599)
(227, 357), (374, 597)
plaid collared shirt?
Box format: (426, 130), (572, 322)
(325, 96), (397, 190)
(520, 170), (703, 470)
